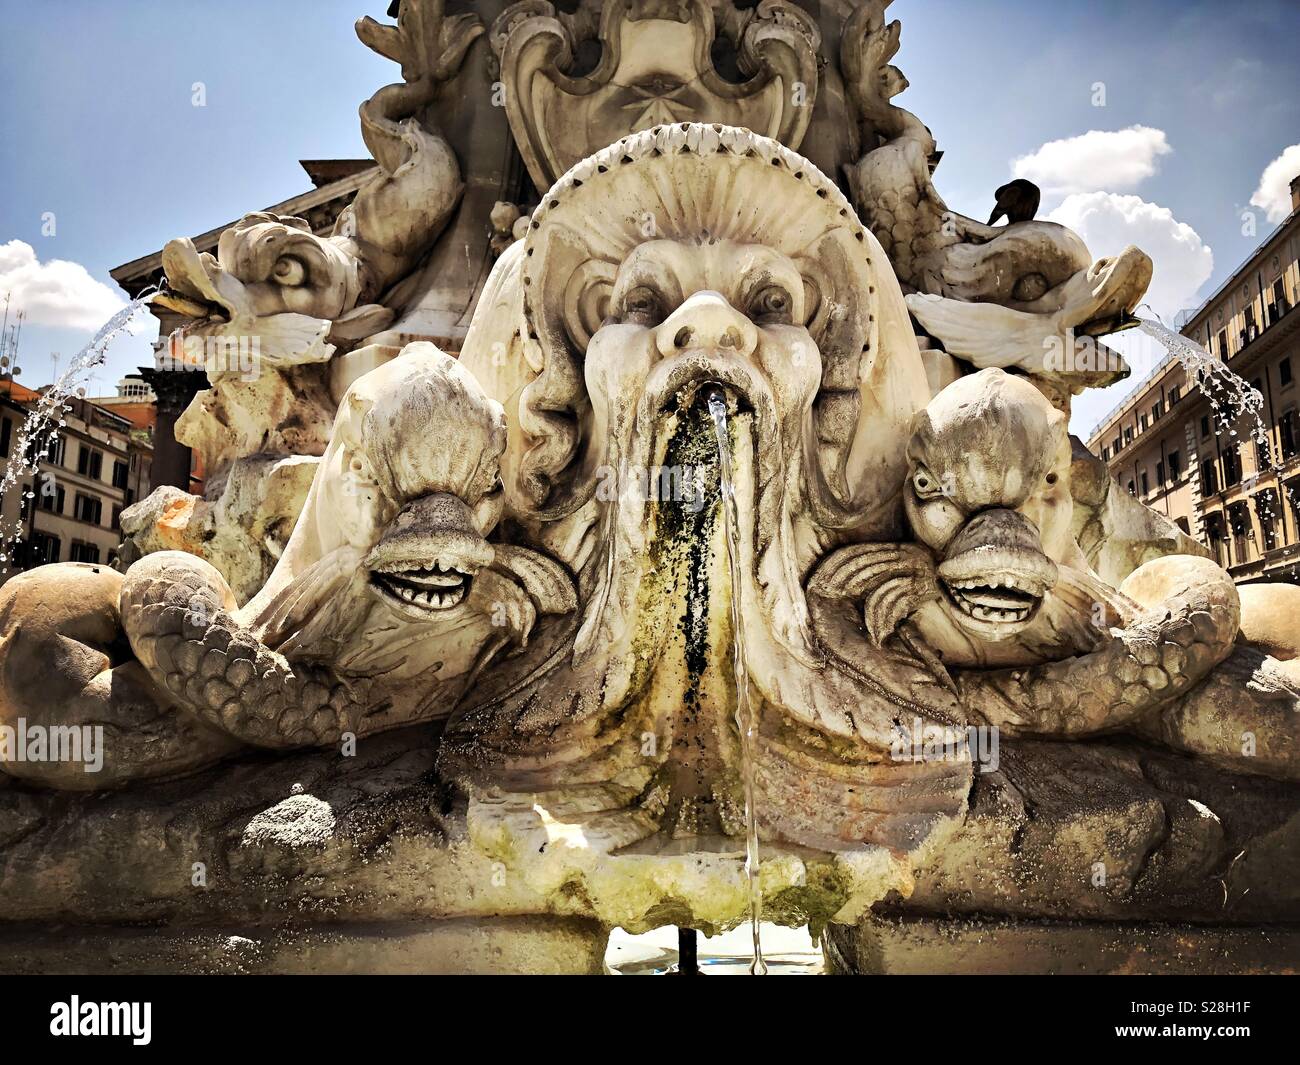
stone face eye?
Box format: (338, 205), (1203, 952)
(749, 284), (793, 324)
(620, 284), (663, 324)
(273, 255), (306, 286)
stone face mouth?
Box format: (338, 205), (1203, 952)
(648, 355), (763, 419)
(672, 377), (753, 418)
(636, 351), (777, 487)
(369, 562), (472, 615)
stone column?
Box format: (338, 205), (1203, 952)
(139, 366), (207, 493)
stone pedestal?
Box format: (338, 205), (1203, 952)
(4, 731), (1297, 974)
(0, 726), (908, 974)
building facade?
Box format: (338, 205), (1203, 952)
(0, 381), (150, 582)
(1087, 175), (1300, 585)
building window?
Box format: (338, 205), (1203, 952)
(1200, 415), (1211, 438)
(1127, 479), (1136, 496)
(1170, 385), (1181, 404)
(1124, 427), (1133, 445)
(1112, 436), (1122, 454)
(1222, 446), (1242, 487)
(1156, 460), (1165, 486)
(1217, 329), (1229, 358)
(1140, 470), (1150, 495)
(77, 446), (103, 480)
(1257, 435), (1274, 469)
(25, 532), (60, 565)
(1139, 414), (1148, 431)
(1201, 459), (1218, 497)
(74, 492), (103, 525)
(1282, 409), (1299, 459)
(1205, 515), (1226, 567)
(69, 542), (101, 564)
(1169, 450), (1182, 481)
(38, 485), (65, 514)
(0, 416), (9, 458)
(1229, 505), (1252, 565)
(1259, 507), (1277, 551)
(1152, 401), (1163, 420)
(111, 460), (128, 490)
(1101, 446), (1110, 461)
(1282, 358), (1293, 387)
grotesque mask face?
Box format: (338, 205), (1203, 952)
(904, 368), (1073, 641)
(581, 239), (824, 439)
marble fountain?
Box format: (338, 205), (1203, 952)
(1, 0), (1298, 975)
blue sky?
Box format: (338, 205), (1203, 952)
(1, 0), (1298, 435)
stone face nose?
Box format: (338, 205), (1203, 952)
(655, 291), (758, 359)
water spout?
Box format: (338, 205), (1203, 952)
(1136, 316), (1295, 569)
(705, 386), (767, 976)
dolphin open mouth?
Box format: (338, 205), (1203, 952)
(370, 562), (472, 614)
(940, 572), (1042, 628)
(936, 524), (1058, 637)
(361, 493), (493, 618)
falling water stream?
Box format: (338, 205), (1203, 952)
(705, 387), (767, 976)
(1136, 316), (1298, 559)
(0, 297), (153, 572)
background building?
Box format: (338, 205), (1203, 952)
(0, 378), (148, 580)
(1087, 174), (1300, 585)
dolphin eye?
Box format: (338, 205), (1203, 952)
(620, 285), (663, 325)
(913, 467), (943, 499)
(748, 284), (793, 324)
(273, 255), (306, 286)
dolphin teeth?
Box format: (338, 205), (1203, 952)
(371, 569), (470, 611)
(945, 579), (1038, 625)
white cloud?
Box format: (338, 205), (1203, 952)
(0, 240), (125, 330)
(1048, 192), (1213, 321)
(1012, 126), (1171, 197)
(1250, 144), (1300, 224)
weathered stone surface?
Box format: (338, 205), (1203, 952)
(825, 913), (1300, 975)
(121, 455), (319, 605)
(873, 739), (1300, 923)
(0, 728), (922, 938)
